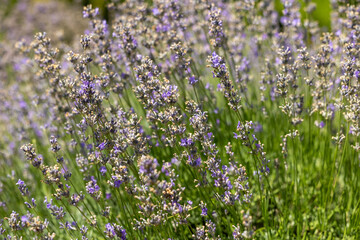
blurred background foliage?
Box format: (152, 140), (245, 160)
(2, 0), (332, 29)
(274, 0), (331, 29)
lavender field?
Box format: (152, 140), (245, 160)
(0, 0), (359, 239)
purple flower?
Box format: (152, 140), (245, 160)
(104, 223), (126, 239)
(98, 141), (107, 151)
(24, 198), (36, 209)
(86, 177), (100, 197)
(171, 157), (180, 166)
(201, 207), (208, 216)
(88, 185), (100, 194)
(114, 180), (122, 188)
(24, 202), (32, 208)
(188, 155), (201, 167)
(180, 138), (193, 147)
(16, 179), (24, 186)
(83, 6), (99, 18)
(100, 166), (107, 176)
(16, 179), (29, 196)
(105, 223), (116, 236)
(44, 197), (66, 219)
(152, 8), (160, 16)
(106, 193), (112, 199)
(189, 76), (198, 85)
(211, 52), (221, 68)
(20, 215), (29, 222)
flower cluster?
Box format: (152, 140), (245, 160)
(1, 0), (360, 239)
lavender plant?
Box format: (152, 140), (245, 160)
(1, 0), (360, 239)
